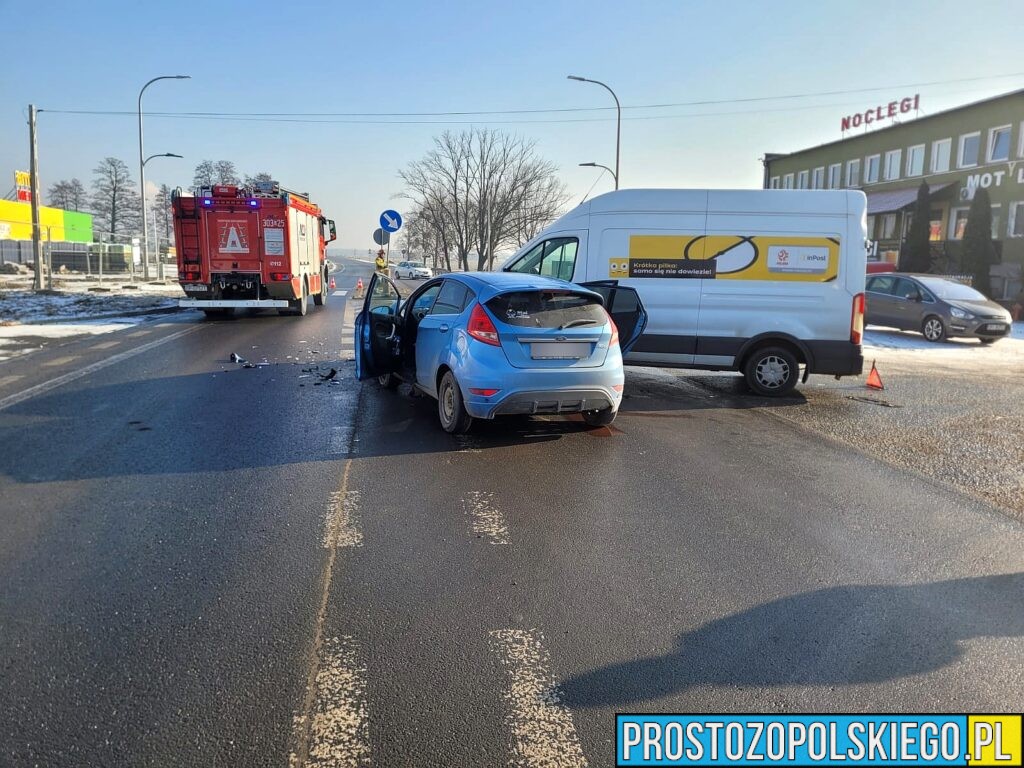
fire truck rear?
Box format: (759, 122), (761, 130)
(172, 182), (336, 317)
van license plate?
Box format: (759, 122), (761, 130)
(531, 342), (588, 359)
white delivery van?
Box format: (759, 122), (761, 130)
(501, 189), (867, 395)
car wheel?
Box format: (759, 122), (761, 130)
(438, 370), (473, 434)
(377, 372), (400, 389)
(582, 407), (616, 427)
(922, 315), (945, 342)
(744, 346), (799, 396)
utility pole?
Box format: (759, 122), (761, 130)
(28, 104), (44, 292)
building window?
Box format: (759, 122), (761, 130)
(958, 132), (980, 168)
(828, 163), (841, 189)
(812, 167), (825, 189)
(769, 176), (780, 189)
(864, 154), (880, 184)
(783, 173), (794, 189)
(949, 207), (970, 240)
(906, 144), (925, 177)
(846, 158), (861, 187)
(866, 215), (876, 238)
(1019, 122), (1024, 158)
(1009, 201), (1024, 238)
(990, 205), (1001, 239)
(929, 208), (944, 241)
(931, 138), (951, 173)
(797, 170), (809, 189)
(987, 125), (1011, 162)
(880, 213), (898, 240)
(884, 150), (901, 181)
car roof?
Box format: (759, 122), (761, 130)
(444, 271), (596, 298)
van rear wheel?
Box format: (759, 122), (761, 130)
(744, 346), (799, 396)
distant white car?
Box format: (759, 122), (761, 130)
(393, 261), (433, 280)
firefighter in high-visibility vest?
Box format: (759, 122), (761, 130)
(375, 253), (387, 272)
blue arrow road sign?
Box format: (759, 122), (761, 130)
(380, 209), (402, 233)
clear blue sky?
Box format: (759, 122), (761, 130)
(4, 0), (1022, 249)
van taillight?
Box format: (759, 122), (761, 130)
(851, 292), (865, 345)
(467, 303), (500, 346)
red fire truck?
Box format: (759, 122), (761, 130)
(172, 181), (336, 317)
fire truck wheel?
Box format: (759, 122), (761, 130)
(291, 281), (309, 316)
(313, 269), (327, 306)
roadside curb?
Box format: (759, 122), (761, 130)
(8, 305), (185, 326)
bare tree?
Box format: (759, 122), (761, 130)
(91, 157), (139, 237)
(151, 184), (174, 244)
(66, 178), (87, 211)
(192, 160), (216, 187)
(399, 128), (568, 272)
(47, 180), (72, 209)
(214, 160), (240, 185)
(244, 171), (274, 187)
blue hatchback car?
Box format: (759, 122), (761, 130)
(354, 272), (647, 433)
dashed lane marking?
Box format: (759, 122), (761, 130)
(301, 635), (371, 768)
(490, 629), (589, 768)
(42, 356), (78, 367)
(92, 340), (121, 350)
(126, 329), (152, 338)
(332, 290), (348, 297)
(0, 375), (25, 387)
(323, 489), (362, 549)
(462, 490), (510, 545)
(0, 326), (204, 412)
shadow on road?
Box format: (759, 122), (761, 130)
(559, 572), (1024, 707)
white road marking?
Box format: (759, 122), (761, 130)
(323, 489), (362, 549)
(42, 355), (78, 367)
(490, 629), (588, 768)
(0, 325), (203, 412)
(332, 290), (348, 297)
(329, 424), (353, 455)
(298, 634), (371, 768)
(462, 491), (510, 545)
(0, 374), (25, 387)
(92, 340), (121, 350)
(126, 329), (152, 338)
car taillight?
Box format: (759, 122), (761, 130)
(851, 292), (865, 345)
(270, 272), (291, 281)
(606, 310), (619, 347)
(469, 388), (500, 397)
(467, 303), (500, 346)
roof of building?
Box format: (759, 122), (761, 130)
(866, 183), (952, 214)
(765, 88), (1024, 163)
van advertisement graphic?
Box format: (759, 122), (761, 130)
(610, 235), (839, 282)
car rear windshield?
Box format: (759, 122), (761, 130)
(916, 277), (986, 301)
(486, 290), (606, 329)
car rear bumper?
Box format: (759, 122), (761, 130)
(459, 364), (623, 419)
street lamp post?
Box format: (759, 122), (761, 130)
(142, 153), (183, 280)
(568, 75), (621, 189)
(579, 161), (616, 189)
(138, 75), (190, 280)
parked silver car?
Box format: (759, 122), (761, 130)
(393, 261), (433, 280)
(865, 273), (1012, 343)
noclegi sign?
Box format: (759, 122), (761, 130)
(841, 95), (920, 132)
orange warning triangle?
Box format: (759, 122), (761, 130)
(866, 361), (884, 390)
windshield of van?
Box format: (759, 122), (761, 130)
(915, 277), (987, 301)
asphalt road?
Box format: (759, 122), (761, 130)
(1, 257), (1022, 767)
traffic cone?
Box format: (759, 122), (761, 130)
(329, 276), (336, 290)
(865, 360), (884, 390)
(355, 277), (364, 297)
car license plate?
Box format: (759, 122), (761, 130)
(984, 323), (1007, 332)
(184, 283), (208, 291)
(530, 342), (589, 359)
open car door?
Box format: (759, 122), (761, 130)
(354, 272), (403, 380)
(579, 281), (648, 355)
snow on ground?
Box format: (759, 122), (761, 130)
(0, 318), (146, 362)
(0, 273), (182, 324)
(863, 324), (1024, 372)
